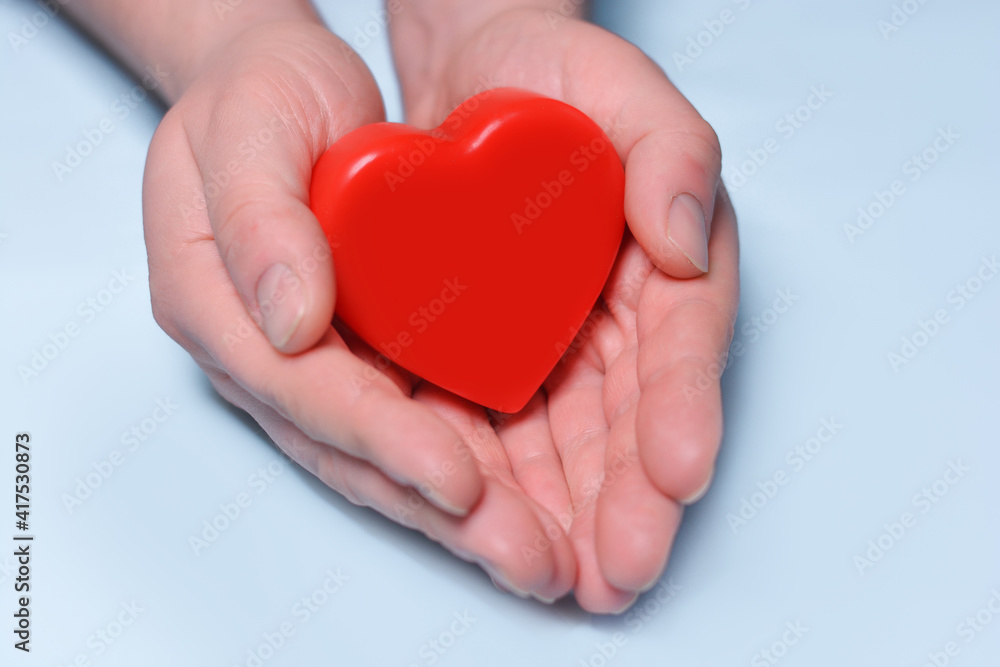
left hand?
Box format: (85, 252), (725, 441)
(390, 6), (740, 612)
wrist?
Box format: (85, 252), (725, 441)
(390, 1), (586, 112)
(67, 0), (322, 104)
(171, 2), (323, 102)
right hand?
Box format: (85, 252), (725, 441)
(389, 5), (739, 612)
(142, 18), (576, 601)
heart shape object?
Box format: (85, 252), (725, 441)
(309, 88), (625, 412)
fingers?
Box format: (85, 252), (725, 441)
(570, 503), (638, 614)
(595, 399), (683, 593)
(221, 307), (484, 517)
(493, 393), (574, 531)
(544, 353), (636, 612)
(144, 116), (483, 517)
(432, 15), (722, 279)
(557, 26), (722, 279)
(412, 385), (577, 601)
(179, 23), (385, 353)
(623, 127), (720, 278)
(635, 189), (740, 502)
(213, 372), (573, 602)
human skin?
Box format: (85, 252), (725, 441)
(66, 0), (738, 613)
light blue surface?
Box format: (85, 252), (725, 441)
(2, 0), (998, 665)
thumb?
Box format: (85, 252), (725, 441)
(182, 24), (384, 353)
(557, 27), (722, 278)
(612, 65), (721, 279)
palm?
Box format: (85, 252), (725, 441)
(398, 10), (740, 611)
(146, 15), (736, 616)
(145, 24), (582, 606)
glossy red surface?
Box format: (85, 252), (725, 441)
(309, 88), (625, 412)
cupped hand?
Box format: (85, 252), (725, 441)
(391, 8), (740, 612)
(142, 19), (577, 602)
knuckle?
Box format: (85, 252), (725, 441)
(561, 424), (607, 460)
(148, 283), (182, 343)
(675, 123), (723, 177)
(647, 121), (722, 180)
(317, 451), (363, 506)
(609, 388), (641, 423)
(675, 295), (736, 338)
(692, 120), (722, 164)
(672, 439), (715, 481)
(257, 373), (299, 426)
(211, 189), (269, 251)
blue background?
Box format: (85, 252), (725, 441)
(1, 0), (998, 665)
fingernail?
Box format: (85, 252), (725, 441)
(667, 193), (709, 273)
(610, 593), (639, 615)
(425, 490), (469, 517)
(638, 576), (661, 594)
(680, 468), (714, 505)
(256, 263), (305, 349)
(483, 564), (530, 598)
(450, 547), (477, 562)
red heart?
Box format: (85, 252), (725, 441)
(309, 88), (625, 413)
